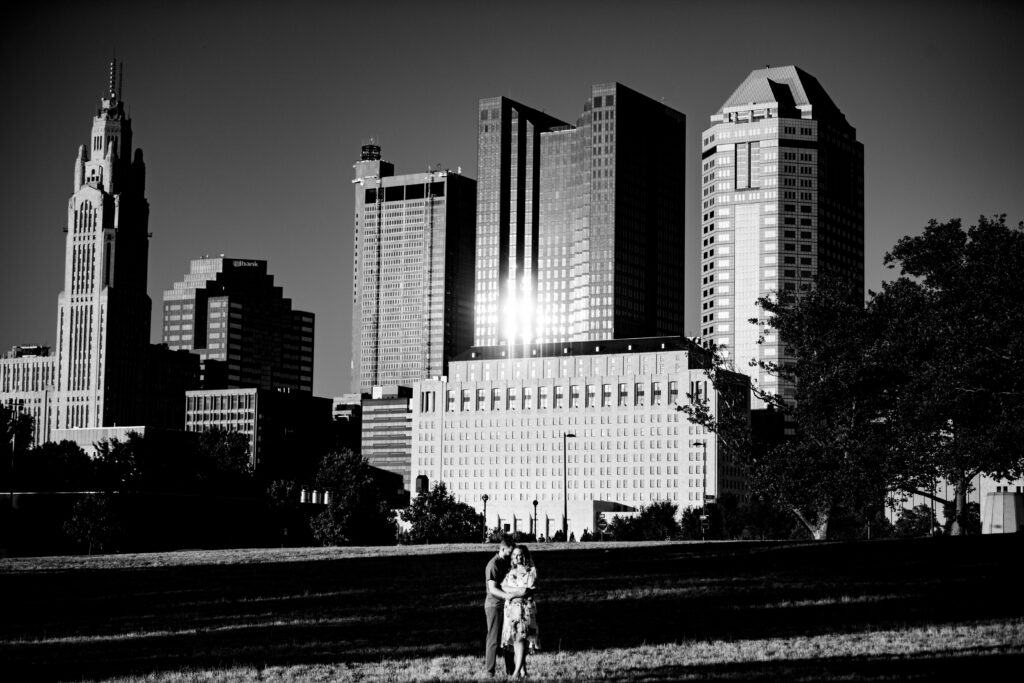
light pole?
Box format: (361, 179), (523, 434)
(481, 493), (489, 542)
(8, 399), (25, 548)
(532, 498), (538, 539)
(694, 440), (708, 540)
(562, 432), (575, 541)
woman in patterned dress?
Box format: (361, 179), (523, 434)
(501, 545), (539, 678)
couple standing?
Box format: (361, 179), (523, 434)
(484, 536), (541, 678)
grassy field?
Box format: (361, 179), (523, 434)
(2, 536), (1023, 681)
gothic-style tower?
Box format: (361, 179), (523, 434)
(54, 60), (152, 429)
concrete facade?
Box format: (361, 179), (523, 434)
(350, 144), (476, 394)
(410, 337), (749, 538)
(700, 66), (864, 407)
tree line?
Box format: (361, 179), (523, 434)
(682, 215), (1024, 539)
(4, 215), (1020, 551)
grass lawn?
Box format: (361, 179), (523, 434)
(2, 536), (1023, 681)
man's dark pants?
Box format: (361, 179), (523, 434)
(485, 602), (511, 675)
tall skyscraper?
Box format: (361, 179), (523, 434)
(700, 66), (863, 404)
(474, 83), (686, 348)
(350, 143), (476, 394)
(163, 257), (315, 394)
(54, 60), (153, 430)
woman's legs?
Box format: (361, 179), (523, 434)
(512, 640), (527, 677)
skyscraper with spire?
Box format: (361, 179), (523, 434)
(53, 60), (154, 430)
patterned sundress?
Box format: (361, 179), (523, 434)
(501, 564), (540, 650)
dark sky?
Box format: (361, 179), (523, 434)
(2, 1), (1021, 398)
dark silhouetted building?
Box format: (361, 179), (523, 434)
(163, 257), (315, 394)
(474, 84), (686, 347)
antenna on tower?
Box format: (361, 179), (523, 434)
(118, 61), (124, 101)
(108, 51), (117, 98)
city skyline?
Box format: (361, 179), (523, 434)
(2, 1), (1022, 398)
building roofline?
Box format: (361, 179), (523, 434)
(451, 335), (711, 362)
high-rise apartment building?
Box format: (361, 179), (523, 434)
(475, 84), (686, 348)
(700, 66), (863, 404)
(350, 143), (476, 394)
(163, 257), (315, 394)
(53, 60), (153, 430)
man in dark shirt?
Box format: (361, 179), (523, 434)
(484, 535), (528, 676)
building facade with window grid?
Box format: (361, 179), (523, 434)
(351, 144), (476, 395)
(163, 257), (314, 394)
(700, 66), (864, 408)
(474, 84), (686, 349)
(184, 387), (331, 478)
(361, 385), (414, 492)
(0, 346), (55, 447)
(410, 337), (749, 538)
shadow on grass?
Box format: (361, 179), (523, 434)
(625, 651), (1024, 681)
(2, 535), (1022, 681)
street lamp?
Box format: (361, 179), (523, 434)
(562, 432), (575, 541)
(8, 399), (25, 547)
(532, 498), (538, 539)
(694, 440), (708, 540)
(481, 493), (489, 542)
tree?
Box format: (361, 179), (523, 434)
(873, 215), (1024, 535)
(943, 501), (980, 536)
(683, 277), (891, 540)
(93, 433), (146, 492)
(1, 404), (35, 492)
(64, 493), (121, 554)
(894, 504), (941, 538)
(17, 441), (92, 491)
(607, 501), (682, 541)
(400, 481), (483, 543)
(309, 450), (396, 546)
(749, 277), (894, 540)
(194, 427), (253, 489)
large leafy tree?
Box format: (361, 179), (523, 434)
(310, 449), (396, 546)
(399, 481), (483, 543)
(873, 215), (1024, 534)
(1, 404), (35, 492)
(752, 277), (892, 539)
(607, 501), (682, 541)
(194, 427), (253, 489)
(683, 277), (891, 540)
(20, 441), (92, 491)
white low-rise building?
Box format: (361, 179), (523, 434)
(411, 336), (749, 538)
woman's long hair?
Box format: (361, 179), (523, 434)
(515, 544), (534, 569)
